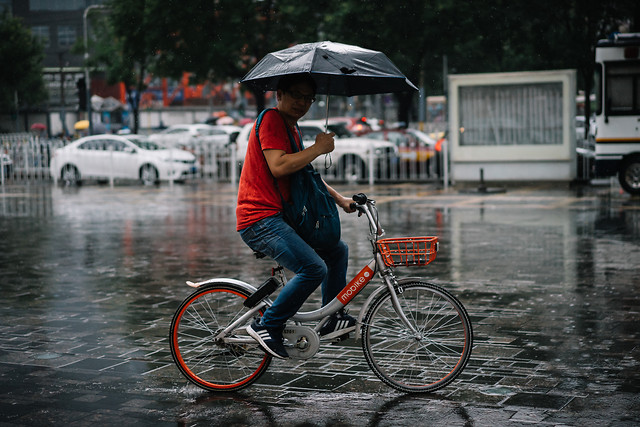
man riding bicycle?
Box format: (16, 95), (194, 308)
(236, 74), (357, 359)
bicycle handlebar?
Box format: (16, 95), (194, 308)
(351, 193), (384, 237)
(352, 193), (368, 205)
(348, 193), (367, 211)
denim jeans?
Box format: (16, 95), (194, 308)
(239, 213), (348, 328)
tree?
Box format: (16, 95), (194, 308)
(512, 0), (639, 135)
(92, 0), (293, 126)
(147, 0), (276, 112)
(88, 0), (638, 130)
(148, 0), (329, 113)
(0, 11), (47, 124)
(326, 0), (638, 125)
(325, 0), (457, 124)
(87, 1), (158, 134)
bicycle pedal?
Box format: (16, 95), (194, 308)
(330, 333), (350, 344)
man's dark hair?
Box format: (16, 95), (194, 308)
(277, 73), (317, 94)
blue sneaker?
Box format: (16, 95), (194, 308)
(247, 319), (289, 359)
(319, 309), (357, 340)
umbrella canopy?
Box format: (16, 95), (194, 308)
(240, 41), (417, 97)
(101, 96), (124, 112)
(30, 123), (46, 131)
(74, 120), (89, 130)
(91, 95), (124, 112)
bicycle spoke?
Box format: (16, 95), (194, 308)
(170, 283), (271, 391)
(362, 282), (472, 393)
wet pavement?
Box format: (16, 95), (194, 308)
(0, 180), (639, 426)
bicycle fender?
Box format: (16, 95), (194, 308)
(186, 278), (258, 293)
(355, 277), (422, 341)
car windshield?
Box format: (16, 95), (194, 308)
(368, 131), (413, 146)
(299, 123), (353, 140)
(127, 137), (162, 150)
(404, 129), (436, 145)
(326, 123), (353, 138)
(365, 131), (386, 141)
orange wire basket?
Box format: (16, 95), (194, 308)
(376, 236), (438, 267)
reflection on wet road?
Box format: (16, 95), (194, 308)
(0, 182), (638, 425)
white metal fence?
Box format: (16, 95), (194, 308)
(1, 133), (443, 187)
(1, 133), (65, 185)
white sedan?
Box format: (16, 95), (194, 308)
(50, 134), (198, 186)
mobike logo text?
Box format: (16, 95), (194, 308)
(337, 265), (374, 304)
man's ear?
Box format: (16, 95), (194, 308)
(276, 89), (283, 102)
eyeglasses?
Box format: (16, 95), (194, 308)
(286, 90), (316, 104)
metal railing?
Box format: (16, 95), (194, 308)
(1, 133), (443, 187)
(1, 133), (65, 185)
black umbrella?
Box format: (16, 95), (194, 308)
(240, 41), (418, 97)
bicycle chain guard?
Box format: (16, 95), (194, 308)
(282, 325), (319, 359)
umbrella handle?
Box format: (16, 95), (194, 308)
(324, 93), (332, 169)
(324, 94), (330, 132)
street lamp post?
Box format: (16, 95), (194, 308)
(83, 5), (106, 135)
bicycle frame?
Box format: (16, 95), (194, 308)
(186, 197), (420, 342)
(171, 193), (470, 394)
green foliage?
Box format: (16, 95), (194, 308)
(0, 11), (47, 112)
(87, 0), (638, 122)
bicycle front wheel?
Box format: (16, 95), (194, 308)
(362, 281), (472, 393)
(170, 282), (271, 391)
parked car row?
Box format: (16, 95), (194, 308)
(148, 124), (241, 151)
(44, 117), (441, 186)
(234, 119), (399, 182)
(147, 123), (242, 176)
(361, 128), (437, 163)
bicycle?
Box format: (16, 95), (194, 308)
(169, 193), (473, 393)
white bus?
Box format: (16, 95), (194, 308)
(592, 32), (640, 195)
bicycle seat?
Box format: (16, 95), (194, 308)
(253, 251), (266, 259)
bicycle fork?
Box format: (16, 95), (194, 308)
(376, 254), (420, 336)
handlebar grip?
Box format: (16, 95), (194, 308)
(352, 193), (368, 205)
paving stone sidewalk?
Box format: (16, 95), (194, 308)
(0, 182), (638, 426)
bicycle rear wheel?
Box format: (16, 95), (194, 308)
(362, 281), (472, 393)
(170, 282), (271, 391)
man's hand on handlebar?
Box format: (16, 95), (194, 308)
(350, 193), (368, 216)
(337, 195), (356, 213)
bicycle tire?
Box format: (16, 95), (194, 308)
(169, 282), (271, 391)
(361, 281), (472, 393)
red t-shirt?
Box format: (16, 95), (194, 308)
(236, 109), (302, 231)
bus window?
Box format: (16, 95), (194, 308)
(605, 62), (640, 115)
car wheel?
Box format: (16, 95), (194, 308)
(140, 164), (159, 186)
(338, 155), (367, 183)
(61, 164), (81, 186)
(618, 155), (640, 196)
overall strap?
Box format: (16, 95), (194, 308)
(254, 108), (302, 205)
(255, 108), (302, 153)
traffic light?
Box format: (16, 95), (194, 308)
(76, 77), (87, 111)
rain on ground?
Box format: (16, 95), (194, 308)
(0, 181), (638, 426)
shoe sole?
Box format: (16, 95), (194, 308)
(320, 325), (356, 340)
(246, 324), (288, 359)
